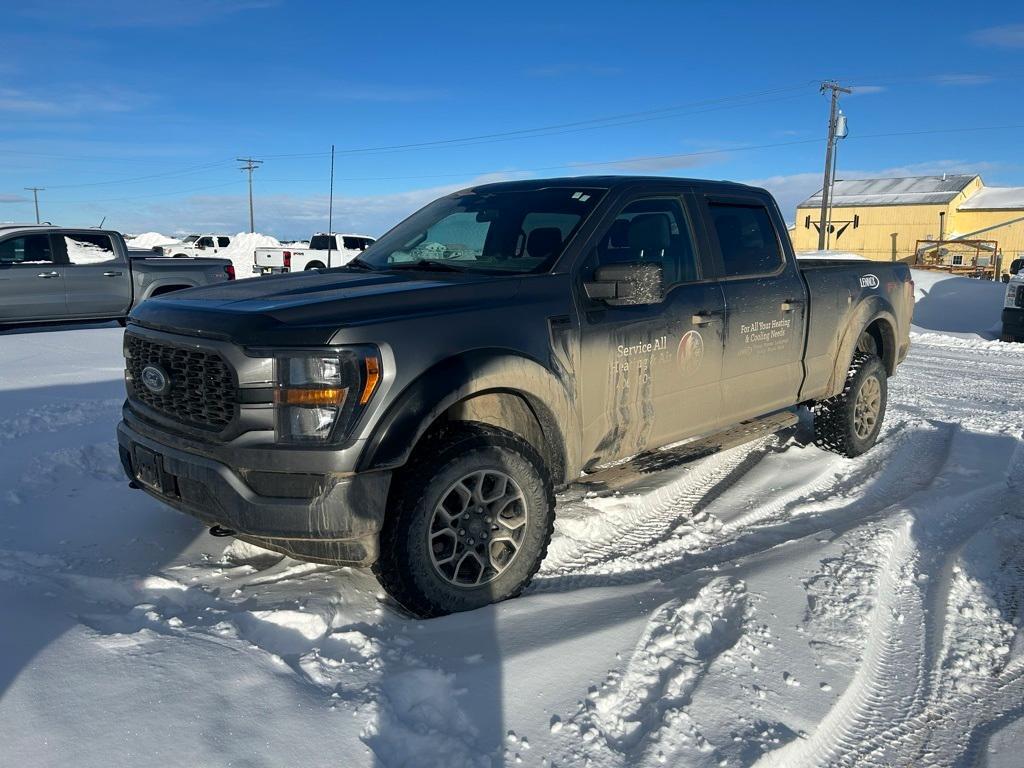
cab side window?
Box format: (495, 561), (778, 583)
(64, 233), (117, 265)
(0, 235), (53, 265)
(708, 202), (783, 277)
(593, 196), (698, 286)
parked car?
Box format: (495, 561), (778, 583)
(1001, 259), (1024, 342)
(163, 234), (232, 258)
(0, 225), (234, 326)
(253, 232), (375, 275)
(117, 176), (914, 617)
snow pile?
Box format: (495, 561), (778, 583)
(220, 232), (281, 278)
(126, 232), (179, 249)
(910, 268), (1006, 339)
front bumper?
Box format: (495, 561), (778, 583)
(117, 419), (390, 565)
(1002, 308), (1024, 338)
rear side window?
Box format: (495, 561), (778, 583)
(0, 235), (53, 264)
(64, 233), (117, 265)
(217, 237), (230, 247)
(708, 202), (782, 277)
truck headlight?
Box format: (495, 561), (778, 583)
(274, 347), (381, 444)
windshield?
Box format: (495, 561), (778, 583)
(359, 187), (606, 274)
(182, 235), (199, 243)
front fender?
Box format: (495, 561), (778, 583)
(358, 349), (580, 484)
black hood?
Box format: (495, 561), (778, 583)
(129, 268), (522, 346)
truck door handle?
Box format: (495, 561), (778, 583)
(691, 310), (723, 326)
(103, 271), (123, 277)
(36, 271), (60, 279)
(781, 299), (805, 312)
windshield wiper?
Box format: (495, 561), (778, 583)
(345, 256), (376, 271)
(384, 259), (470, 273)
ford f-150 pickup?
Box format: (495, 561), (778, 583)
(116, 176), (914, 617)
(253, 233), (376, 275)
(1, 225), (234, 326)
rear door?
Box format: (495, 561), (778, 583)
(577, 190), (726, 464)
(700, 195), (808, 421)
(0, 233), (67, 321)
(59, 231), (133, 317)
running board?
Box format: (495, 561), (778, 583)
(575, 410), (798, 493)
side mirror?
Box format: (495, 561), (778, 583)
(584, 262), (664, 306)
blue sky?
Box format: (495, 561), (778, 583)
(2, 0), (1022, 239)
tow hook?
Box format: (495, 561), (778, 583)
(209, 525), (237, 537)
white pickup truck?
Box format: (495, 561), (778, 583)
(163, 234), (232, 258)
(253, 232), (375, 275)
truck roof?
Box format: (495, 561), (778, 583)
(461, 175), (765, 196)
(0, 225), (118, 237)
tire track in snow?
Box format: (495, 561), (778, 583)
(536, 420), (954, 592)
(555, 577), (750, 767)
(756, 432), (1024, 768)
(542, 438), (776, 575)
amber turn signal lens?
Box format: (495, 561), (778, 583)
(360, 356), (381, 405)
(274, 387), (348, 406)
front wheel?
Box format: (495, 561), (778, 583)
(1000, 333), (1021, 343)
(813, 353), (888, 458)
(373, 422), (554, 618)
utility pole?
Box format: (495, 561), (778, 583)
(817, 81), (851, 250)
(327, 144), (335, 267)
(24, 187), (44, 224)
(236, 157), (263, 233)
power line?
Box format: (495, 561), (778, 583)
(237, 157), (263, 233)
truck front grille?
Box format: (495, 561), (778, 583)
(125, 334), (237, 431)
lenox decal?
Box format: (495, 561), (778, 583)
(859, 274), (880, 289)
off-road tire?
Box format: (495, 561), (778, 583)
(813, 353), (887, 458)
(373, 422), (555, 618)
(1000, 333), (1021, 343)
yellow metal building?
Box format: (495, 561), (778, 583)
(791, 175), (1024, 276)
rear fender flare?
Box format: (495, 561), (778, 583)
(826, 296), (899, 396)
(358, 350), (579, 485)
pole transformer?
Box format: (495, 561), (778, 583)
(817, 81), (851, 250)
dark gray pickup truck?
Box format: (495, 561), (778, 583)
(0, 225), (235, 326)
(116, 176), (913, 616)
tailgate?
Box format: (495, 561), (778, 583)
(254, 248), (286, 267)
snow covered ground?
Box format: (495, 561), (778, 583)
(0, 271), (1022, 767)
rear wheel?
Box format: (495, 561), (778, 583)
(1000, 333), (1021, 343)
(373, 422), (554, 618)
(305, 261), (326, 270)
(813, 353), (887, 458)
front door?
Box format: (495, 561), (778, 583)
(0, 233), (67, 322)
(701, 197), (808, 421)
(59, 232), (133, 317)
(578, 193), (726, 466)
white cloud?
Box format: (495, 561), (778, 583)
(0, 193), (30, 204)
(92, 175), (517, 239)
(20, 0), (277, 28)
(970, 24), (1024, 48)
(931, 73), (995, 87)
(0, 86), (141, 115)
(849, 85), (886, 96)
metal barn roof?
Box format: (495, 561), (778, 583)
(797, 174), (977, 208)
(958, 186), (1024, 211)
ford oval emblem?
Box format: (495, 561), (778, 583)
(141, 364), (170, 395)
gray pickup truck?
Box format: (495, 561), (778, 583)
(0, 225), (235, 326)
(116, 176), (914, 617)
